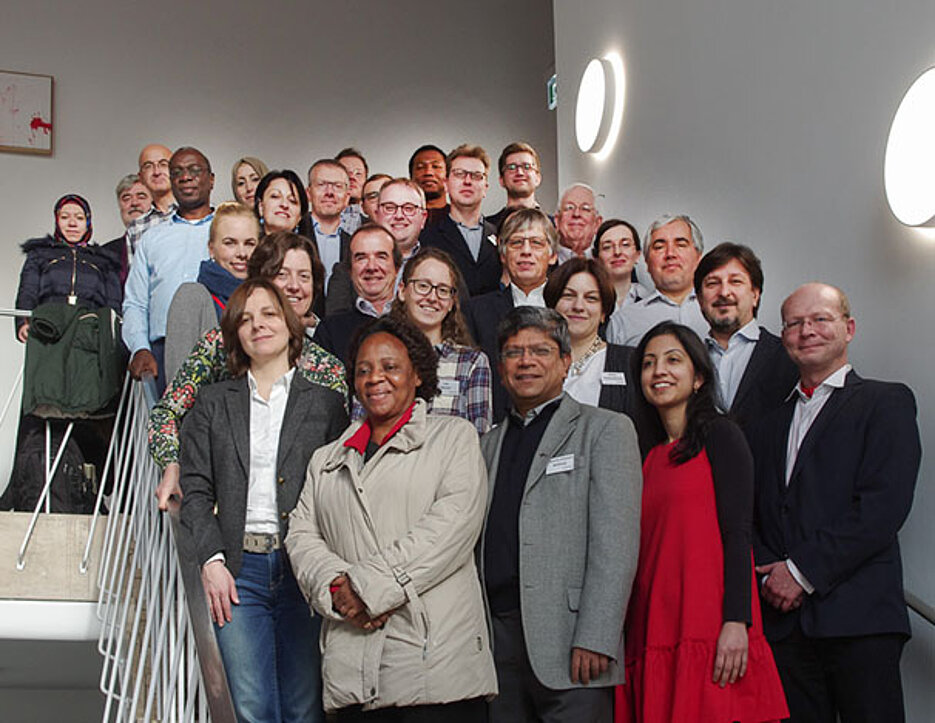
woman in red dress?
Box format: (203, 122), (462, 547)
(616, 321), (788, 723)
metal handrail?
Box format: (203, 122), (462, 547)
(166, 496), (237, 721)
(905, 589), (935, 627)
(95, 379), (235, 721)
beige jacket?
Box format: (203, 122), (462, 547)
(286, 400), (497, 712)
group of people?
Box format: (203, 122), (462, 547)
(11, 138), (921, 723)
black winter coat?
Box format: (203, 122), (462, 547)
(14, 235), (123, 334)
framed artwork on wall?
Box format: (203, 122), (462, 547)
(0, 70), (54, 156)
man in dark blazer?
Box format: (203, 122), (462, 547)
(314, 225), (401, 365)
(480, 307), (641, 723)
(464, 208), (558, 421)
(748, 282), (920, 723)
(695, 242), (798, 430)
(419, 144), (502, 297)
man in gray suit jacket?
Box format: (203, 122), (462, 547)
(479, 307), (642, 722)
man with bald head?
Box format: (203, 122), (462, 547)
(555, 183), (602, 263)
(125, 144), (178, 260)
(748, 282), (920, 723)
(123, 146), (215, 393)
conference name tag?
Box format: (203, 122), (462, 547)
(438, 379), (460, 396)
(601, 372), (627, 386)
(546, 453), (574, 475)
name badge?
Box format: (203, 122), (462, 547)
(438, 379), (460, 396)
(601, 371), (627, 386)
(546, 453), (574, 475)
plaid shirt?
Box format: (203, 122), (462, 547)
(350, 341), (492, 435)
(125, 203), (178, 261)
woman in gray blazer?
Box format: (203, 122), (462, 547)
(180, 277), (347, 723)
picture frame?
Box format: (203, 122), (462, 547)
(0, 70), (54, 156)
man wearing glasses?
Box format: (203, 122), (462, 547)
(123, 146), (215, 393)
(420, 144), (501, 297)
(306, 159), (353, 291)
(125, 143), (177, 260)
(327, 178), (428, 316)
(480, 306), (641, 723)
(487, 142), (547, 234)
(749, 283), (920, 723)
(555, 183), (604, 263)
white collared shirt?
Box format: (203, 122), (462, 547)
(563, 347), (606, 407)
(782, 362), (852, 593)
(510, 282), (546, 308)
(245, 368), (295, 534)
(706, 320), (760, 411)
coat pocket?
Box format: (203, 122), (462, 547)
(567, 586), (582, 612)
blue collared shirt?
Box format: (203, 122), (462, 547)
(121, 211), (213, 354)
(313, 218), (342, 290)
(706, 319), (760, 410)
(453, 215), (484, 261)
(606, 289), (709, 347)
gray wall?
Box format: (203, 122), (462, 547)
(0, 0), (557, 481)
(553, 0), (934, 718)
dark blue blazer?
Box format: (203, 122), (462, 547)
(748, 370), (920, 641)
(419, 214), (501, 298)
(728, 328), (799, 430)
(464, 288), (514, 421)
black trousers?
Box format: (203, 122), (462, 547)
(489, 610), (613, 723)
(334, 697), (486, 722)
(769, 625), (907, 723)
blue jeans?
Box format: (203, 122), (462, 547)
(214, 550), (323, 723)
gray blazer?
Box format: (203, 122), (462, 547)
(180, 373), (348, 577)
(479, 394), (642, 690)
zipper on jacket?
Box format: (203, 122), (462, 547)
(68, 246), (78, 304)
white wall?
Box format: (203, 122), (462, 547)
(0, 0), (557, 483)
(553, 0), (934, 719)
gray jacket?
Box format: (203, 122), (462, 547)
(165, 282), (216, 383)
(479, 393), (642, 689)
(179, 373), (348, 577)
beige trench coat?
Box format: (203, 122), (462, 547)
(286, 400), (498, 712)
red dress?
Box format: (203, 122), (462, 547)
(615, 441), (788, 723)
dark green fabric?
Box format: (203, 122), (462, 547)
(23, 302), (125, 418)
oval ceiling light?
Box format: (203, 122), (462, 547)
(884, 67), (935, 226)
(575, 51), (626, 159)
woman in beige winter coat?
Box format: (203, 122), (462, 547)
(286, 315), (497, 721)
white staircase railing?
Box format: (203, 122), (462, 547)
(95, 379), (235, 722)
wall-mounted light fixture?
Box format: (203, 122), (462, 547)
(575, 51), (625, 160)
(884, 66), (935, 226)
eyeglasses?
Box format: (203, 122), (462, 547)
(504, 162), (538, 174)
(599, 239), (636, 253)
(140, 159), (170, 173)
(781, 314), (847, 333)
(379, 201), (424, 217)
(450, 168), (487, 182)
(169, 165), (207, 179)
(505, 235), (549, 251)
(501, 344), (558, 360)
(312, 180), (348, 192)
(560, 202), (595, 215)
(407, 279), (456, 300)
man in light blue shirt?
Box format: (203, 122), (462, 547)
(694, 242), (798, 429)
(123, 146), (215, 393)
(606, 213), (708, 346)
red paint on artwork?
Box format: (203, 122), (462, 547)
(30, 115), (52, 134)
